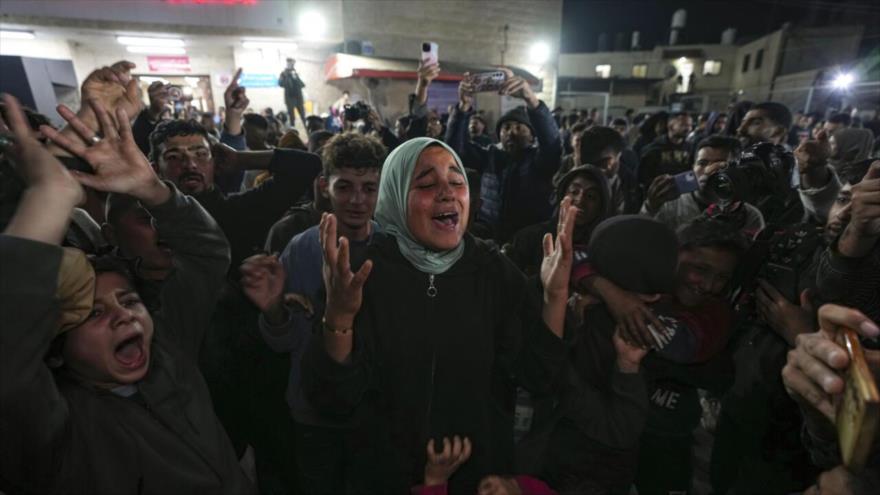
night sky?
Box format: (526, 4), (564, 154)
(561, 0), (880, 53)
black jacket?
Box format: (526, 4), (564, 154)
(194, 148), (321, 269)
(445, 102), (563, 242)
(0, 186), (254, 494)
(638, 134), (691, 187)
(301, 233), (567, 494)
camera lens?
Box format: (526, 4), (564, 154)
(422, 43), (430, 51)
(708, 172), (735, 202)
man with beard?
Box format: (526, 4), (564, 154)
(638, 112), (693, 187)
(446, 68), (563, 242)
(148, 119), (320, 270)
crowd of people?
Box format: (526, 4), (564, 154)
(0, 56), (878, 495)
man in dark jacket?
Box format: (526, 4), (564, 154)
(581, 126), (644, 215)
(149, 119), (321, 270)
(639, 112), (693, 187)
(446, 68), (563, 242)
(278, 58), (307, 130)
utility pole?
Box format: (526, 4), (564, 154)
(500, 24), (509, 65)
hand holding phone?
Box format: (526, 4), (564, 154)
(421, 42), (438, 66)
(673, 170), (700, 194)
(467, 71), (508, 93)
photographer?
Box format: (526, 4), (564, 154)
(642, 135), (765, 234)
(783, 304), (880, 495)
(446, 68), (563, 242)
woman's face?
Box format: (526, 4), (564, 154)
(406, 146), (470, 251)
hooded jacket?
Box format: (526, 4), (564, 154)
(0, 186), (254, 494)
(506, 165), (612, 276)
(829, 128), (875, 171)
(301, 232), (568, 494)
(445, 102), (563, 242)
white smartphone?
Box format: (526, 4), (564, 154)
(421, 42), (438, 66)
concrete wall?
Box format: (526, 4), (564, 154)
(340, 0), (563, 105)
(730, 29), (785, 101)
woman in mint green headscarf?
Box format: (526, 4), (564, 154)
(302, 137), (577, 493)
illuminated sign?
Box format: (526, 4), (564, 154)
(238, 73), (278, 88)
(147, 56), (192, 73)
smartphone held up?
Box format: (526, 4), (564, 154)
(421, 42), (438, 66)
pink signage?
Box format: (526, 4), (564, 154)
(147, 56), (192, 73)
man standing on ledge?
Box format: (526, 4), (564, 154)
(279, 58), (307, 130)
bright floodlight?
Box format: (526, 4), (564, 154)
(298, 11), (326, 37)
(832, 72), (855, 89)
(530, 42), (551, 64)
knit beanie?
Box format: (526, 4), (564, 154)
(586, 215), (679, 294)
(495, 106), (534, 139)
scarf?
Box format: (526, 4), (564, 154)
(374, 137), (468, 275)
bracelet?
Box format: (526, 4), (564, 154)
(322, 318), (352, 335)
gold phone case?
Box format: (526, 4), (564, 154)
(836, 327), (880, 472)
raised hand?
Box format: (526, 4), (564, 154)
(41, 99), (169, 207)
(541, 197), (576, 298)
(644, 174), (678, 214)
(497, 67), (539, 109)
(418, 62), (441, 86)
(320, 212), (373, 332)
(424, 436), (472, 487)
(782, 304), (880, 423)
(1, 93), (83, 244)
(223, 68), (249, 135)
(81, 61), (142, 124)
(240, 254), (287, 323)
(846, 160), (880, 238)
(0, 94), (83, 202)
(458, 72), (476, 111)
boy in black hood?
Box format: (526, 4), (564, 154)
(506, 165), (612, 276)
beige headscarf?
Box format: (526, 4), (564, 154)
(56, 247), (95, 335)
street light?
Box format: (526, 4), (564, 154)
(530, 41), (551, 64)
(298, 11), (326, 38)
(832, 72), (855, 90)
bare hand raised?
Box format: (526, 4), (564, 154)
(41, 99), (169, 206)
(320, 212), (373, 331)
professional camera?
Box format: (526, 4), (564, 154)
(705, 142), (795, 206)
(343, 101), (371, 122)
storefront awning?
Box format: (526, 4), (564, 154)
(323, 53), (542, 89)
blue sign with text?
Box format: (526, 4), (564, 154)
(238, 73), (279, 88)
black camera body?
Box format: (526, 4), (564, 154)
(731, 223), (824, 307)
(344, 101), (371, 122)
(706, 142), (795, 206)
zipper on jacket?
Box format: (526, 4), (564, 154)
(427, 274), (437, 298)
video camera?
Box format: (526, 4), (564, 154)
(705, 142), (795, 207)
(343, 101), (371, 122)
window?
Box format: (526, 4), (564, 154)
(703, 60), (722, 76)
(741, 54), (750, 73)
(595, 64), (611, 79)
(632, 64), (647, 78)
(754, 48), (764, 70)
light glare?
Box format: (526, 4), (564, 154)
(530, 42), (551, 64)
(298, 11), (327, 37)
(117, 36), (184, 47)
(832, 72), (855, 89)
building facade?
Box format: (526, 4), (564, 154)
(0, 0), (563, 130)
